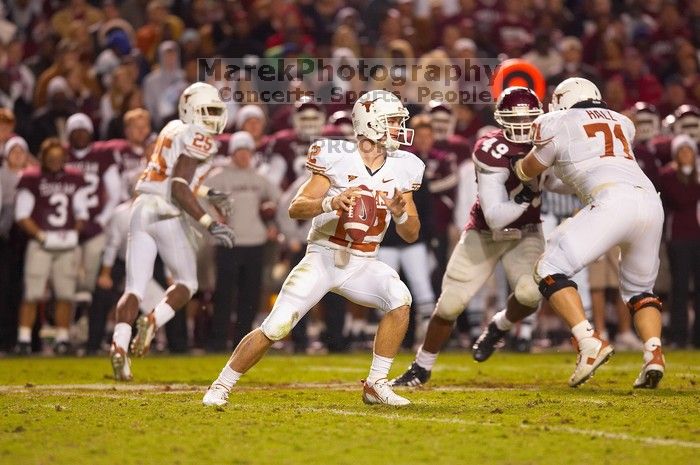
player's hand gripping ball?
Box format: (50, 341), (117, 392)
(339, 185), (377, 242)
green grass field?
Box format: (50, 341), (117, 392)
(1, 350), (699, 465)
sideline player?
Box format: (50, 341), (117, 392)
(110, 82), (236, 380)
(203, 90), (425, 406)
(391, 87), (545, 387)
(514, 77), (665, 388)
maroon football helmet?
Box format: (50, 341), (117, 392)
(630, 101), (660, 142)
(673, 104), (700, 141)
(293, 96), (325, 141)
(494, 87), (543, 143)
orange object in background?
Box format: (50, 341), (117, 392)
(492, 59), (546, 101)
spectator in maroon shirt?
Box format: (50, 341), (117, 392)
(658, 135), (700, 347)
(621, 48), (663, 107)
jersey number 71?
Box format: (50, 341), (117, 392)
(584, 123), (634, 160)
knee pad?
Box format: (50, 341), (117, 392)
(385, 278), (412, 312)
(260, 308), (300, 341)
(514, 275), (541, 308)
(627, 292), (662, 315)
(435, 289), (468, 322)
(537, 273), (578, 300)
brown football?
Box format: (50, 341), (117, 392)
(340, 185), (377, 242)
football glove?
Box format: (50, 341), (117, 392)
(207, 190), (234, 218)
(208, 221), (236, 248)
(514, 184), (536, 205)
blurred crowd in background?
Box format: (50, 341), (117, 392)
(0, 0), (699, 356)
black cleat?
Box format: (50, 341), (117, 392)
(389, 362), (431, 387)
(472, 322), (508, 362)
(14, 342), (32, 356)
(54, 341), (71, 356)
(510, 336), (532, 354)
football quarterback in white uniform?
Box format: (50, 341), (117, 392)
(204, 90), (425, 407)
(110, 82), (236, 381)
(515, 78), (665, 388)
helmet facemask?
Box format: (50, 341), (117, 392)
(195, 103), (227, 134)
(293, 109), (325, 141)
(379, 113), (414, 151)
(495, 108), (542, 143)
(634, 113), (660, 142)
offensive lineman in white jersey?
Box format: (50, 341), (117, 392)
(514, 78), (666, 388)
(203, 89), (425, 406)
(110, 83), (236, 381)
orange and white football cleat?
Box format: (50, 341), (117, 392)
(633, 346), (665, 389)
(569, 332), (614, 387)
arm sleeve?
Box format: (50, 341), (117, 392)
(14, 188), (35, 221)
(531, 115), (559, 167)
(477, 168), (528, 231)
(304, 140), (339, 176)
(95, 164), (122, 227)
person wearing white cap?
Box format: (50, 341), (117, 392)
(200, 131), (280, 352)
(28, 76), (77, 154)
(63, 113), (123, 310)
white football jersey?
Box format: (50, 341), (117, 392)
(136, 120), (217, 211)
(532, 108), (655, 203)
(306, 139), (424, 257)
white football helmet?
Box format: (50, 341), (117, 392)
(352, 90), (413, 150)
(178, 82), (228, 134)
(549, 77), (603, 112)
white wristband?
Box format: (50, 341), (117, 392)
(195, 185), (211, 197)
(321, 196), (334, 213)
(393, 212), (409, 224)
(199, 213), (214, 228)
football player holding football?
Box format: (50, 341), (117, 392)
(391, 86), (546, 387)
(514, 77), (665, 388)
(203, 90), (425, 407)
(110, 82), (235, 381)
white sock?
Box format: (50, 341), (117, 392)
(644, 336), (661, 353)
(55, 328), (69, 343)
(415, 346), (438, 371)
(519, 322), (533, 340)
(367, 353), (393, 383)
(112, 322), (132, 351)
(212, 365), (242, 391)
(18, 326), (31, 343)
(153, 301), (176, 328)
(571, 320), (595, 342)
(493, 310), (514, 331)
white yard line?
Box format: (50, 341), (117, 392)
(299, 407), (700, 450)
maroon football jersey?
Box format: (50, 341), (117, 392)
(466, 129), (541, 232)
(265, 129), (313, 189)
(433, 134), (472, 164)
(65, 143), (118, 220)
(16, 166), (86, 231)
